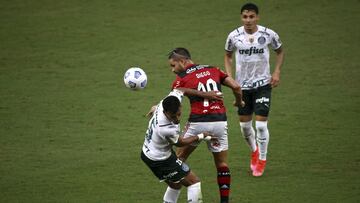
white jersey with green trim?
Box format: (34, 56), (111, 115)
(142, 90), (183, 161)
(225, 25), (282, 90)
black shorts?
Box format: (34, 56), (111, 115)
(141, 151), (190, 183)
(238, 84), (272, 117)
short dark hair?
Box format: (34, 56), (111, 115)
(241, 3), (259, 14)
(168, 47), (191, 60)
(162, 96), (180, 114)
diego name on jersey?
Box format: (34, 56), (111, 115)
(225, 25), (282, 90)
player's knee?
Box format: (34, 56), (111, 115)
(240, 121), (254, 137)
(188, 181), (201, 189)
(176, 148), (187, 161)
(189, 178), (200, 186)
(168, 182), (182, 190)
(182, 172), (200, 187)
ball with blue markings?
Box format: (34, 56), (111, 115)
(124, 67), (147, 90)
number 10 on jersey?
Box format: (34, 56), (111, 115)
(197, 78), (218, 107)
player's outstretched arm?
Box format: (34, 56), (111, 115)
(223, 77), (245, 107)
(175, 88), (223, 101)
(174, 132), (216, 147)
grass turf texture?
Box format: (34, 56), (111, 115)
(0, 0), (359, 202)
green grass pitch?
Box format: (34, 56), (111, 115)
(0, 0), (359, 202)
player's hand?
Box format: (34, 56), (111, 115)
(145, 105), (157, 118)
(202, 132), (218, 142)
(202, 91), (224, 101)
(271, 71), (280, 88)
(233, 100), (245, 107)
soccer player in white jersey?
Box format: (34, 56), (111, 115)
(141, 90), (219, 203)
(224, 3), (285, 176)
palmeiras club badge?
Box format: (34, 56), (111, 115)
(258, 36), (266, 44)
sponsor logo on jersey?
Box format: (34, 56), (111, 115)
(163, 171), (178, 179)
(238, 46), (264, 56)
(185, 65), (210, 74)
(242, 79), (266, 88)
(186, 65), (203, 74)
(210, 105), (221, 110)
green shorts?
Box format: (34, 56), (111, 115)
(141, 151), (190, 183)
(238, 84), (272, 117)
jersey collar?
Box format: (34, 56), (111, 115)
(176, 64), (197, 78)
(184, 63), (196, 70)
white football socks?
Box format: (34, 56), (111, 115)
(187, 182), (203, 203)
(163, 186), (181, 203)
(240, 121), (257, 152)
(163, 182), (203, 203)
(255, 121), (269, 160)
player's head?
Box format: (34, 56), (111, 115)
(162, 96), (182, 124)
(168, 47), (192, 74)
(241, 3), (259, 14)
(240, 3), (259, 32)
(168, 47), (191, 60)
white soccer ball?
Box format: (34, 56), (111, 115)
(123, 67), (147, 90)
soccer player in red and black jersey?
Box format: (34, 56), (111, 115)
(168, 47), (244, 203)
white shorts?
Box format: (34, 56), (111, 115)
(183, 121), (228, 153)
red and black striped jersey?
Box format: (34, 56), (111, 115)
(172, 64), (228, 122)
